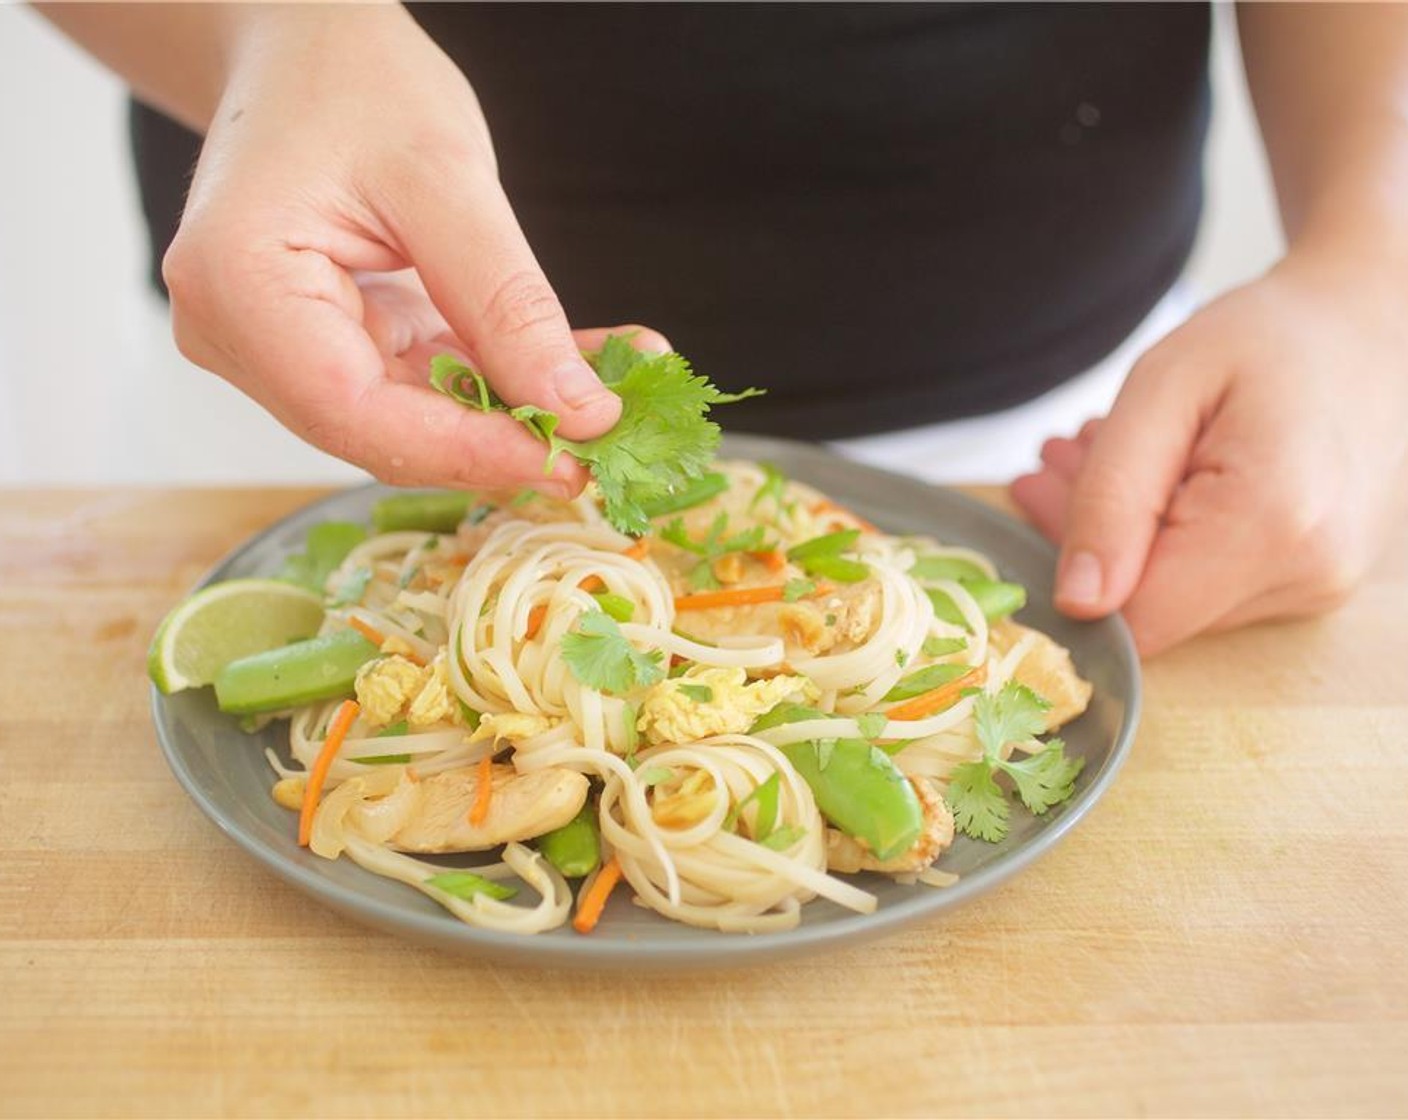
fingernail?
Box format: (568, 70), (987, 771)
(554, 362), (610, 408)
(1059, 550), (1103, 607)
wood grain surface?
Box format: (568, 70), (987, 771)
(2, 488), (1405, 1119)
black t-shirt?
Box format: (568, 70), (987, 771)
(130, 2), (1211, 438)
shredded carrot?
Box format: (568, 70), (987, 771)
(525, 603), (548, 639)
(347, 615), (386, 647)
(579, 575), (606, 594)
(622, 539), (650, 560)
(674, 584), (787, 611)
(751, 549), (787, 573)
(348, 615), (426, 665)
(673, 582), (830, 612)
(884, 665), (988, 722)
(298, 699), (360, 846)
(572, 854), (623, 934)
(468, 753), (494, 827)
(810, 498), (879, 534)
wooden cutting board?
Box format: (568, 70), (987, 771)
(2, 488), (1405, 1118)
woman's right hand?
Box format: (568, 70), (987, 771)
(163, 5), (660, 493)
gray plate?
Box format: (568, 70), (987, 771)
(152, 435), (1140, 968)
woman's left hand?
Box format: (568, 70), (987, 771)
(1011, 248), (1408, 656)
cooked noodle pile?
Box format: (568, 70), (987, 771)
(267, 460), (1092, 934)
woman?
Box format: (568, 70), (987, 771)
(39, 2), (1408, 654)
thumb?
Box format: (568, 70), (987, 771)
(1054, 356), (1208, 619)
(383, 168), (621, 441)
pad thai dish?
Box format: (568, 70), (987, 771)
(200, 459), (1091, 936)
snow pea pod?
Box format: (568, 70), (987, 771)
(214, 629), (380, 714)
(370, 490), (478, 534)
(926, 579), (1026, 628)
(536, 804), (601, 879)
(778, 738), (922, 862)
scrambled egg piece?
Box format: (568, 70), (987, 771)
(406, 653), (457, 729)
(469, 711), (560, 744)
(354, 652), (458, 731)
(355, 655), (425, 728)
(636, 667), (817, 746)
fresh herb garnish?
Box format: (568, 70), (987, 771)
(661, 513), (770, 590)
(751, 461), (789, 512)
(945, 682), (1084, 842)
(430, 338), (762, 535)
(561, 610), (664, 695)
(782, 578), (816, 602)
(677, 683), (714, 703)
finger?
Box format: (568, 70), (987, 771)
(380, 169), (621, 441)
(1117, 469), (1278, 656)
(1054, 353), (1213, 619)
(1010, 469), (1072, 544)
(1038, 437), (1087, 483)
(166, 236), (585, 492)
(1077, 418), (1103, 446)
(571, 324), (673, 355)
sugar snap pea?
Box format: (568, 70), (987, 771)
(370, 491), (479, 534)
(214, 629), (380, 714)
(926, 579), (1026, 628)
(778, 738), (922, 862)
(536, 804), (601, 878)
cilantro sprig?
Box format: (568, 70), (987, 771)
(560, 609), (665, 695)
(430, 338), (762, 536)
(661, 513), (770, 589)
(946, 682), (1085, 842)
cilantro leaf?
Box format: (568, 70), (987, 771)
(999, 738), (1084, 815)
(783, 578), (816, 602)
(661, 512), (772, 589)
(429, 343), (761, 536)
(943, 682), (1084, 842)
(677, 683), (714, 703)
(974, 682), (1049, 757)
(946, 761), (1010, 843)
(560, 610), (664, 695)
(751, 461), (788, 512)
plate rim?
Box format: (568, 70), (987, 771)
(151, 438), (1141, 967)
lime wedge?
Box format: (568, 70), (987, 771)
(148, 579), (326, 694)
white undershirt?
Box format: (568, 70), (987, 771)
(829, 285), (1196, 484)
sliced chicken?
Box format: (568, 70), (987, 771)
(826, 777), (955, 874)
(350, 764), (589, 853)
(993, 620), (1093, 731)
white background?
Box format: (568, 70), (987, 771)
(0, 4), (1284, 486)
